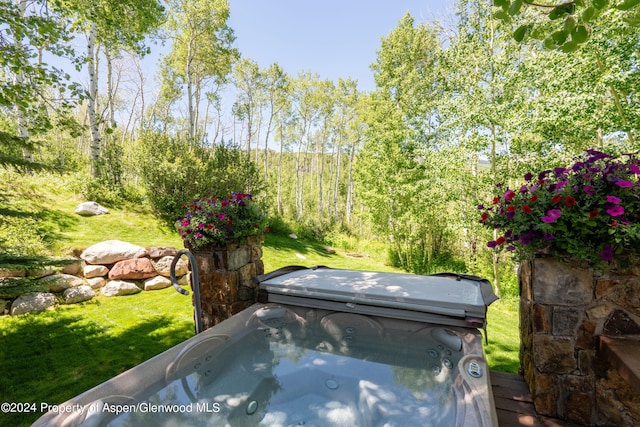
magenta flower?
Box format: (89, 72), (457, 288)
(541, 215), (555, 223)
(583, 186), (595, 196)
(487, 241), (498, 248)
(630, 164), (640, 174)
(606, 195), (621, 204)
(548, 209), (562, 219)
(615, 179), (633, 188)
(606, 205), (625, 216)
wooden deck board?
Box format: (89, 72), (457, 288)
(490, 371), (583, 427)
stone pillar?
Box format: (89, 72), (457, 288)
(190, 235), (264, 330)
(519, 257), (640, 426)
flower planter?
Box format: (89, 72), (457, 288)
(519, 256), (640, 426)
(188, 236), (264, 330)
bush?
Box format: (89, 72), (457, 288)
(135, 132), (265, 223)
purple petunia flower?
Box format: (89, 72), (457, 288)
(600, 244), (614, 262)
(606, 195), (621, 204)
(541, 216), (555, 223)
(630, 164), (640, 174)
(606, 205), (625, 216)
(615, 179), (633, 188)
(524, 172), (533, 181)
(487, 241), (497, 248)
(506, 245), (516, 251)
(543, 233), (555, 241)
(548, 209), (562, 219)
(583, 186), (595, 196)
(194, 232), (203, 239)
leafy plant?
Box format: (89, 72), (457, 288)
(479, 149), (640, 267)
(176, 193), (269, 249)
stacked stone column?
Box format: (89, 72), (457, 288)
(519, 257), (640, 425)
(190, 236), (264, 330)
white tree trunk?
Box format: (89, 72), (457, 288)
(87, 22), (101, 178)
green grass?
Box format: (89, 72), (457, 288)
(0, 172), (521, 426)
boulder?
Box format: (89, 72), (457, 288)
(144, 276), (172, 291)
(27, 268), (56, 279)
(178, 272), (191, 287)
(10, 292), (56, 315)
(63, 285), (95, 304)
(84, 265), (109, 278)
(108, 258), (157, 280)
(153, 255), (188, 277)
(38, 274), (86, 293)
(61, 259), (83, 276)
(86, 277), (107, 290)
(0, 268), (25, 278)
(81, 240), (148, 265)
(101, 280), (141, 297)
(147, 246), (177, 259)
(75, 201), (109, 216)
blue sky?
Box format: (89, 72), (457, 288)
(227, 1), (454, 91)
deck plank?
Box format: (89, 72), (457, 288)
(490, 371), (584, 427)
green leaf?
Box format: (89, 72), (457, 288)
(564, 16), (577, 33)
(493, 0), (509, 7)
(560, 40), (580, 52)
(513, 25), (528, 42)
(592, 0), (607, 10)
(509, 0), (524, 15)
(582, 6), (596, 22)
(551, 30), (567, 45)
(493, 10), (511, 22)
(617, 0), (640, 11)
(544, 37), (556, 49)
(572, 25), (589, 43)
(548, 3), (576, 20)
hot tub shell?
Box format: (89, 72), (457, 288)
(34, 267), (499, 427)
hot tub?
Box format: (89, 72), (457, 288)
(34, 267), (499, 427)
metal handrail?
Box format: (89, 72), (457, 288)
(170, 249), (203, 334)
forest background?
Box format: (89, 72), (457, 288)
(1, 0), (638, 298)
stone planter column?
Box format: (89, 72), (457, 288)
(519, 257), (640, 425)
(189, 235), (264, 330)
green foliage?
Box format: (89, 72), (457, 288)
(135, 131), (264, 222)
(494, 0), (640, 50)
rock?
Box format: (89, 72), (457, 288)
(108, 258), (157, 280)
(147, 246), (177, 259)
(75, 201), (109, 216)
(61, 259), (83, 276)
(63, 285), (95, 304)
(178, 272), (191, 287)
(101, 280), (141, 296)
(0, 268), (25, 278)
(38, 274), (86, 293)
(323, 246), (336, 254)
(289, 233), (298, 239)
(84, 265), (109, 278)
(10, 292), (56, 315)
(153, 256), (188, 277)
(86, 277), (107, 290)
(144, 276), (172, 291)
(81, 240), (148, 265)
(0, 299), (9, 315)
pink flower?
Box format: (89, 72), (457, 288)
(606, 195), (621, 204)
(606, 205), (625, 216)
(615, 179), (633, 188)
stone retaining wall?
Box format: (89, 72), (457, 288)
(1, 240), (190, 316)
(519, 257), (640, 426)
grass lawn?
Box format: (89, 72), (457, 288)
(0, 173), (520, 426)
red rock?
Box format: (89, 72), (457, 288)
(108, 258), (157, 280)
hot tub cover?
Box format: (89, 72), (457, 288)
(256, 266), (498, 328)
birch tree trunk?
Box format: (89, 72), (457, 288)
(87, 22), (102, 178)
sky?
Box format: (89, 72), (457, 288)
(226, 1), (455, 91)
